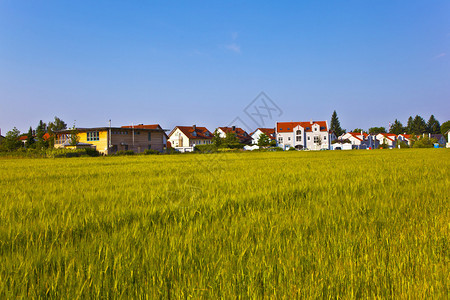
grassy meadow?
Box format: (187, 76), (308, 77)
(0, 149), (448, 298)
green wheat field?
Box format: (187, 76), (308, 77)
(0, 149), (449, 298)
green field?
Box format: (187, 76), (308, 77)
(0, 149), (448, 298)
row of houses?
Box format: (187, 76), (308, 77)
(333, 132), (448, 150)
(6, 120), (446, 155)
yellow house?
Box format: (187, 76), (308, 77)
(55, 124), (168, 155)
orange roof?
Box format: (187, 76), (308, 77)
(19, 133), (51, 141)
(277, 121), (328, 133)
(173, 126), (213, 140)
(218, 127), (251, 142)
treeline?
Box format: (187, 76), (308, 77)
(0, 116), (67, 152)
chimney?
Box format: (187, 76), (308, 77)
(193, 125), (196, 131)
(232, 125), (236, 131)
(310, 119), (313, 124)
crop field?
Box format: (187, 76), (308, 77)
(0, 149), (448, 298)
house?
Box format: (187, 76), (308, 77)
(250, 128), (276, 145)
(19, 133), (51, 146)
(337, 132), (378, 149)
(429, 134), (446, 147)
(216, 126), (252, 144)
(375, 133), (397, 148)
(276, 120), (333, 150)
(168, 125), (213, 152)
(397, 134), (415, 146)
(447, 130), (450, 148)
(54, 124), (167, 155)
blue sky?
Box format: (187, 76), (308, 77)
(1, 0), (449, 134)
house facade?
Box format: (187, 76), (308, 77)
(54, 124), (167, 155)
(337, 132), (378, 149)
(216, 126), (252, 144)
(276, 121), (332, 150)
(375, 133), (397, 148)
(168, 125), (213, 152)
(250, 128), (276, 145)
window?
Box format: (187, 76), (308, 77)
(87, 131), (99, 141)
(148, 145), (151, 150)
(314, 127), (317, 131)
(324, 136), (326, 140)
(287, 128), (290, 130)
(308, 136), (310, 141)
(296, 136), (301, 142)
(148, 132), (151, 141)
(278, 137), (283, 143)
(314, 136), (319, 143)
(288, 137), (291, 141)
(296, 130), (301, 135)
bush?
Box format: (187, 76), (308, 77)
(397, 141), (409, 149)
(143, 149), (160, 155)
(288, 147), (296, 151)
(115, 150), (135, 156)
(412, 136), (437, 148)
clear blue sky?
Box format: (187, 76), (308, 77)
(1, 0), (449, 134)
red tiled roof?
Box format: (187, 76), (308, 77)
(172, 126), (213, 140)
(218, 127), (251, 142)
(19, 133), (51, 141)
(252, 128), (276, 140)
(277, 121), (328, 133)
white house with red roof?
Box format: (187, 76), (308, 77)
(216, 126), (252, 144)
(250, 128), (276, 145)
(338, 132), (378, 149)
(375, 133), (397, 148)
(276, 120), (332, 150)
(168, 125), (213, 152)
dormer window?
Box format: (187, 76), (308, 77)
(205, 132), (209, 136)
(192, 131), (197, 137)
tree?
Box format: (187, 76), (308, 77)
(257, 133), (270, 147)
(1, 127), (22, 151)
(406, 116), (414, 134)
(35, 120), (47, 149)
(25, 127), (35, 149)
(389, 119), (404, 135)
(47, 116), (67, 148)
(412, 136), (437, 148)
(69, 126), (79, 146)
(223, 132), (241, 148)
(426, 115), (440, 134)
(212, 130), (223, 147)
(330, 111), (344, 137)
(368, 127), (386, 134)
(411, 115), (427, 135)
(440, 120), (450, 139)
(352, 128), (366, 133)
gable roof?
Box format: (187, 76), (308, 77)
(251, 128), (276, 140)
(277, 121), (328, 133)
(170, 126), (213, 140)
(218, 127), (251, 142)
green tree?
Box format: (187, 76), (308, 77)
(47, 116), (67, 148)
(35, 120), (48, 149)
(257, 133), (270, 147)
(330, 110), (344, 137)
(426, 115), (440, 134)
(2, 127), (22, 151)
(69, 126), (79, 146)
(411, 115), (427, 135)
(212, 130), (223, 147)
(406, 116), (414, 134)
(412, 136), (437, 148)
(25, 127), (35, 149)
(223, 132), (241, 148)
(440, 120), (450, 139)
(352, 128), (366, 133)
(389, 119), (404, 135)
(368, 127), (386, 134)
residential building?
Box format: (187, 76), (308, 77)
(446, 130), (450, 148)
(250, 128), (276, 145)
(375, 133), (397, 148)
(338, 132), (378, 149)
(430, 134), (446, 146)
(168, 125), (213, 152)
(276, 120), (333, 150)
(54, 124), (167, 155)
(216, 126), (252, 144)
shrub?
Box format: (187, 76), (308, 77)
(143, 149), (160, 155)
(115, 150), (135, 156)
(194, 144), (218, 153)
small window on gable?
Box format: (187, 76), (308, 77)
(296, 130), (301, 135)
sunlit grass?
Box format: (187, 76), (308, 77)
(0, 149), (448, 298)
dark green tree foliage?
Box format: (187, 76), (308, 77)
(440, 120), (450, 138)
(426, 115), (440, 134)
(330, 111), (344, 137)
(47, 116), (67, 148)
(35, 120), (47, 149)
(352, 128), (365, 133)
(25, 127), (35, 148)
(412, 136), (437, 148)
(257, 133), (270, 147)
(412, 115), (427, 135)
(2, 127), (22, 151)
(389, 119), (404, 135)
(406, 116), (414, 134)
(368, 127), (386, 134)
(212, 130), (223, 147)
